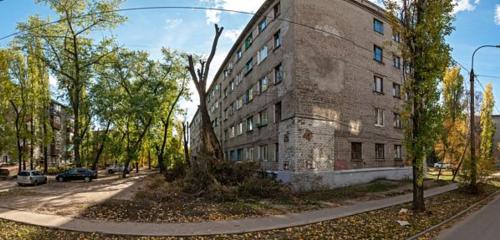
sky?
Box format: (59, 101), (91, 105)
(1, 0), (500, 120)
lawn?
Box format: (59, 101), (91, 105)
(77, 174), (446, 223)
(0, 182), (497, 240)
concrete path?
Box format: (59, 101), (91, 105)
(438, 191), (500, 240)
(0, 184), (457, 236)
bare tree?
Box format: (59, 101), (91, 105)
(186, 24), (224, 168)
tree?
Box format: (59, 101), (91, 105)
(95, 49), (171, 178)
(186, 24), (224, 180)
(386, 0), (454, 212)
(154, 49), (189, 173)
(0, 50), (16, 163)
(435, 67), (467, 179)
(17, 0), (125, 167)
(4, 49), (31, 173)
(478, 83), (495, 182)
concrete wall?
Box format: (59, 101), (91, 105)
(276, 167), (412, 190)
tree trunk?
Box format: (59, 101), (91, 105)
(148, 150), (151, 170)
(413, 163), (425, 212)
(91, 122), (111, 171)
(183, 122), (190, 167)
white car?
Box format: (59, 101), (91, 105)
(433, 162), (451, 169)
(17, 170), (48, 186)
(106, 165), (129, 174)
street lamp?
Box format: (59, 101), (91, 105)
(469, 44), (500, 191)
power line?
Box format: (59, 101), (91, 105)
(0, 5), (397, 63)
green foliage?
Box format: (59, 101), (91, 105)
(478, 83), (495, 181)
(386, 0), (454, 210)
(435, 68), (467, 168)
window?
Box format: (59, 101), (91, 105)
(376, 144), (385, 159)
(245, 58), (254, 74)
(237, 122), (243, 136)
(230, 125), (235, 138)
(393, 83), (401, 98)
(224, 129), (228, 140)
(247, 147), (254, 160)
(247, 117), (254, 132)
(259, 18), (267, 33)
(393, 55), (401, 69)
(257, 46), (268, 64)
(224, 87), (228, 98)
(259, 77), (269, 93)
(393, 31), (401, 43)
(351, 142), (362, 160)
(274, 30), (282, 49)
(375, 108), (385, 126)
(224, 108), (228, 120)
(236, 48), (243, 60)
(394, 112), (402, 129)
(244, 33), (253, 50)
(274, 63), (284, 84)
(237, 149), (243, 161)
(374, 76), (383, 93)
(273, 2), (281, 18)
(258, 109), (269, 127)
(374, 45), (383, 63)
(247, 87), (254, 102)
(236, 96), (243, 110)
(373, 19), (384, 34)
(230, 80), (235, 92)
(274, 102), (282, 123)
(259, 145), (268, 161)
(394, 145), (402, 160)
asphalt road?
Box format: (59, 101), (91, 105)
(438, 193), (500, 240)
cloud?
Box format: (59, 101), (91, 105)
(496, 5), (500, 25)
(222, 28), (243, 42)
(453, 0), (480, 14)
(164, 19), (183, 29)
(202, 0), (266, 24)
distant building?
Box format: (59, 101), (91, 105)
(190, 0), (410, 188)
(492, 115), (500, 168)
(1, 99), (74, 168)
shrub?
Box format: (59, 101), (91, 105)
(238, 176), (289, 199)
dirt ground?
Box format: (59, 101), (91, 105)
(0, 169), (152, 217)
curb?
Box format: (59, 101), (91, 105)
(406, 189), (500, 240)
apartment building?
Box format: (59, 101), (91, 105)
(190, 0), (411, 188)
(46, 100), (74, 166)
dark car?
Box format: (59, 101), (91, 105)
(56, 168), (97, 182)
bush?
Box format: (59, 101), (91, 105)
(238, 176), (289, 199)
(0, 169), (9, 177)
(212, 161), (259, 186)
(46, 166), (71, 175)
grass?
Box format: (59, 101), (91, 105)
(77, 174), (447, 223)
(0, 182), (496, 240)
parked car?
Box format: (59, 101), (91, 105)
(105, 165), (129, 174)
(17, 170), (47, 186)
(433, 162), (451, 169)
(56, 168), (97, 182)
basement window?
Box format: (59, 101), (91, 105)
(375, 144), (385, 159)
(351, 142), (362, 160)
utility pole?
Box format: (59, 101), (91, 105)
(469, 45), (500, 192)
(469, 68), (476, 191)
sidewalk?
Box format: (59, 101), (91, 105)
(438, 189), (500, 240)
(0, 184), (457, 236)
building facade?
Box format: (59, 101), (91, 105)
(1, 100), (74, 168)
(190, 0), (410, 188)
